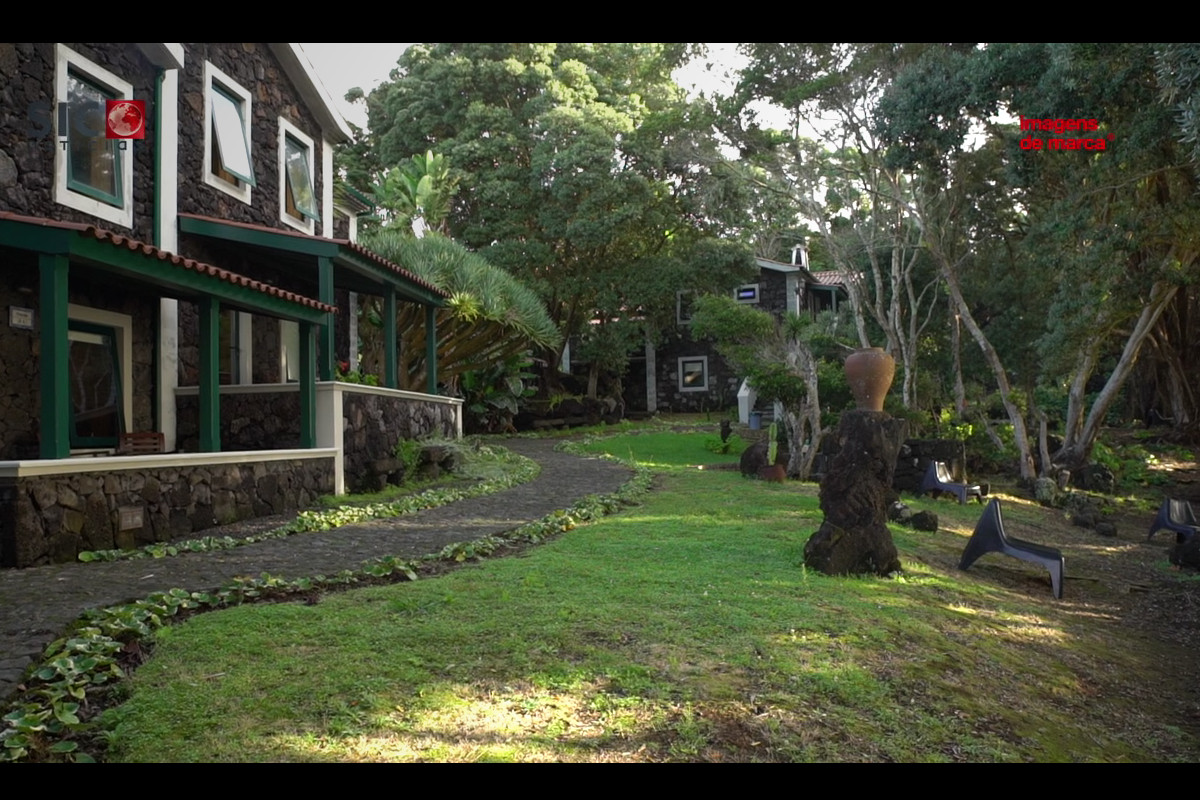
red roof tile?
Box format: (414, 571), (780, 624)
(809, 270), (844, 287)
(178, 213), (448, 298)
(0, 211), (336, 314)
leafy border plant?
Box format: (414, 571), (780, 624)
(1, 445), (650, 763)
(77, 446), (538, 564)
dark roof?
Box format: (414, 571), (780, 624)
(178, 213), (447, 299)
(0, 211), (336, 314)
(755, 257), (804, 274)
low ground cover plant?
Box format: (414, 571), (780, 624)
(80, 431), (1198, 762)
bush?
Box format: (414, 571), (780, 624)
(704, 434), (747, 455)
(393, 439), (423, 483)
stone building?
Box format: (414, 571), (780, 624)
(624, 247), (845, 416)
(0, 43), (461, 567)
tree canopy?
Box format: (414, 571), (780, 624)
(357, 43), (757, 378)
(362, 231), (561, 392)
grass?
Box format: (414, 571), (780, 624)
(101, 431), (1199, 762)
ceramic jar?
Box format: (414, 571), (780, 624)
(844, 347), (895, 412)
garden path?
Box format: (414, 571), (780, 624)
(0, 439), (630, 700)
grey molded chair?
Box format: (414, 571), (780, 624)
(959, 498), (1064, 599)
(921, 460), (983, 505)
(1147, 499), (1198, 543)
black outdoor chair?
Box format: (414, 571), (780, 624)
(921, 460), (984, 505)
(1147, 498), (1199, 544)
(959, 498), (1064, 599)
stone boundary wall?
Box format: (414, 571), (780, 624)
(176, 390), (300, 453)
(0, 454), (334, 568)
(342, 391), (458, 493)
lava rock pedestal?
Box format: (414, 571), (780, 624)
(804, 410), (908, 576)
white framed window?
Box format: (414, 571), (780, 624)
(676, 290), (694, 326)
(278, 117), (318, 234)
(53, 45), (134, 229)
(735, 284), (760, 304)
(678, 356), (708, 393)
(203, 61), (255, 204)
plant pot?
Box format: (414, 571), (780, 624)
(844, 347), (896, 412)
(758, 464), (786, 482)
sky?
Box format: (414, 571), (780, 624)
(299, 43), (752, 131)
(299, 43), (416, 128)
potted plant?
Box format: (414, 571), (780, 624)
(759, 422), (787, 482)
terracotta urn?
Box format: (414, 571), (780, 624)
(844, 347), (895, 412)
(758, 464), (787, 483)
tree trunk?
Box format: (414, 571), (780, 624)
(1055, 280), (1180, 470)
(1061, 340), (1101, 451)
(782, 321), (822, 480)
(950, 295), (966, 416)
(941, 263), (1037, 479)
(1037, 409), (1052, 479)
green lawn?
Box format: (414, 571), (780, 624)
(103, 432), (1198, 762)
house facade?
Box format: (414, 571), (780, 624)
(630, 247), (844, 416)
(0, 43), (460, 567)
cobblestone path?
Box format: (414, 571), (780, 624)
(0, 439), (630, 699)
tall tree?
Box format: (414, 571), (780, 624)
(735, 44), (947, 408)
(362, 43), (756, 385)
(877, 43), (1200, 472)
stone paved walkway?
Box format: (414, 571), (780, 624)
(0, 439), (630, 700)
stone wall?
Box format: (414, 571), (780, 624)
(0, 43), (157, 240)
(0, 265), (41, 459)
(342, 391), (459, 492)
(758, 270), (791, 319)
(177, 305), (291, 388)
(175, 385), (460, 492)
(654, 332), (739, 413)
(252, 314), (281, 384)
(0, 455), (334, 567)
(0, 258), (156, 459)
(176, 43), (325, 235)
(176, 390), (300, 452)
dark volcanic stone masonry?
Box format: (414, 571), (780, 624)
(0, 439), (631, 701)
(0, 457), (334, 568)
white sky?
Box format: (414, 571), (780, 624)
(299, 43), (415, 128)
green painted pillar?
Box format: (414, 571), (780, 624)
(39, 254), (70, 459)
(425, 303), (437, 395)
(198, 297), (221, 452)
(299, 320), (316, 448)
(384, 288), (397, 389)
(318, 256), (335, 381)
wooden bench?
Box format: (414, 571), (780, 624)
(117, 432), (165, 455)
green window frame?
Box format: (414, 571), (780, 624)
(67, 321), (124, 449)
(65, 70), (122, 207)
